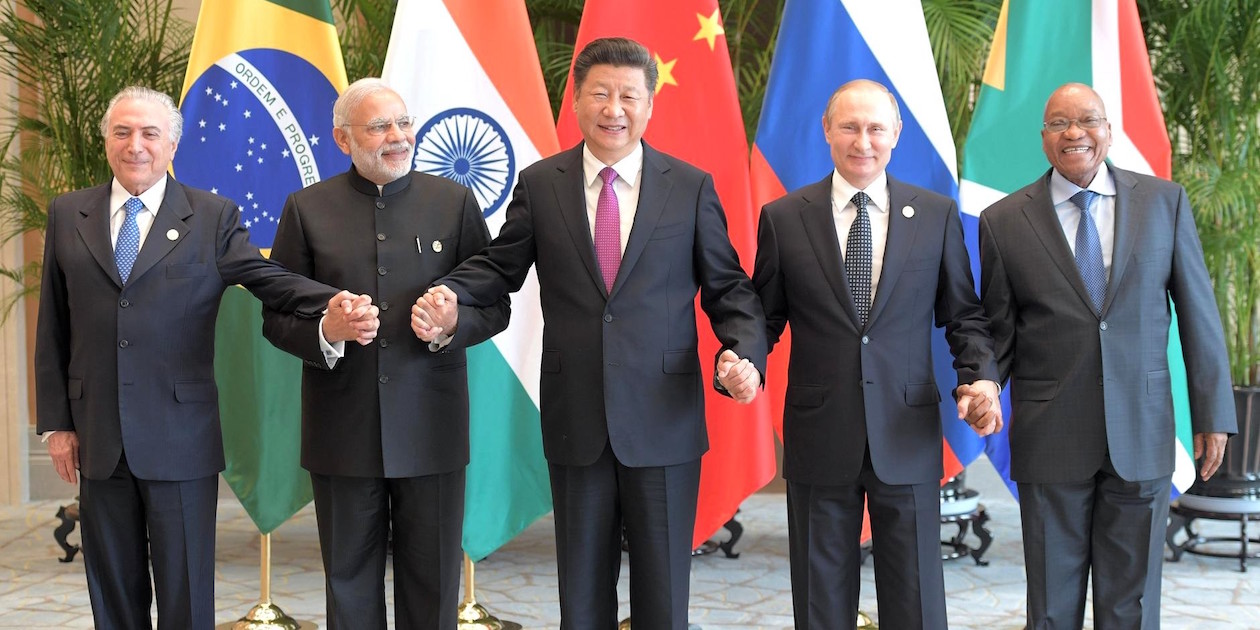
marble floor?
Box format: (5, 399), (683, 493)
(2, 459), (1259, 629)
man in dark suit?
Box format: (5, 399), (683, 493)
(260, 78), (509, 630)
(752, 79), (1000, 629)
(35, 86), (378, 630)
(416, 37), (765, 629)
(979, 82), (1236, 629)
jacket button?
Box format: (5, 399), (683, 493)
(119, 299), (130, 308)
(1099, 321), (1108, 331)
(861, 335), (870, 345)
(380, 301), (390, 311)
(379, 339), (389, 348)
(376, 233), (386, 241)
(378, 375), (389, 384)
(603, 314), (613, 323)
(375, 201), (385, 209)
(378, 266), (387, 276)
(118, 339), (129, 348)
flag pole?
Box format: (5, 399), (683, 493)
(458, 552), (521, 630)
(216, 533), (313, 630)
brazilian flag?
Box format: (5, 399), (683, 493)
(172, 0), (349, 533)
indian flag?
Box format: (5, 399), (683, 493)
(961, 0), (1197, 495)
(381, 0), (559, 561)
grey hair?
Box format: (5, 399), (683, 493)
(823, 79), (902, 126)
(333, 78), (402, 128)
(99, 86), (183, 144)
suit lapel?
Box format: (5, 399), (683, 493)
(75, 183), (123, 287)
(550, 147), (606, 295)
(867, 177), (919, 326)
(610, 145), (670, 300)
(127, 176), (192, 284)
(1103, 167), (1141, 316)
(800, 176), (862, 328)
(1019, 172), (1098, 315)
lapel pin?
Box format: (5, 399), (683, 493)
(166, 229), (179, 241)
(902, 206), (915, 218)
(432, 240), (443, 253)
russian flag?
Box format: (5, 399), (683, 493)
(751, 0), (981, 481)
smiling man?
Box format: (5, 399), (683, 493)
(978, 82), (1235, 629)
(424, 37), (766, 628)
(261, 78), (508, 630)
(752, 79), (1000, 629)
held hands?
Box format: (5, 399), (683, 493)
(1194, 432), (1228, 481)
(322, 290), (380, 346)
(717, 349), (761, 405)
(412, 284), (459, 343)
(956, 380), (1003, 437)
(47, 431), (80, 485)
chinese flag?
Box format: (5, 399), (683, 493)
(557, 1), (776, 548)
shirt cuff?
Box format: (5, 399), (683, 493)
(428, 331), (454, 353)
(318, 314), (346, 368)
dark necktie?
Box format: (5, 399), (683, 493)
(594, 166), (621, 293)
(846, 191), (873, 325)
(115, 196), (143, 283)
(1070, 189), (1105, 315)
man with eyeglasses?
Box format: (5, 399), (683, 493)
(978, 82), (1235, 629)
(261, 77), (509, 629)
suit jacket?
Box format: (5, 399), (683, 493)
(35, 176), (333, 481)
(262, 168), (509, 478)
(979, 166), (1236, 484)
(441, 143), (766, 468)
(754, 174), (997, 486)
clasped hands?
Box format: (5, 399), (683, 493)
(955, 380), (1003, 436)
(717, 349), (761, 405)
(321, 290), (380, 345)
(412, 284), (459, 342)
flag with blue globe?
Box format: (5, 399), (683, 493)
(173, 0), (349, 535)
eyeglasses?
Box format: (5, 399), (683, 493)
(343, 115), (417, 136)
(1043, 116), (1106, 133)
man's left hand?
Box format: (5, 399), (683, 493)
(717, 349), (760, 404)
(956, 380), (1003, 437)
(1194, 432), (1229, 481)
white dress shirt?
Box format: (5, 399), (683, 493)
(831, 170), (891, 301)
(108, 177), (167, 249)
(1049, 162), (1117, 280)
(583, 143), (644, 255)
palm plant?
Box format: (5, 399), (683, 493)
(332, 0), (396, 81)
(1140, 0), (1260, 386)
(920, 0), (1002, 166)
(0, 0), (190, 310)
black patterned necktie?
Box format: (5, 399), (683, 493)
(846, 191), (873, 325)
(1070, 189), (1105, 314)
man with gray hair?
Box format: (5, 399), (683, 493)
(35, 85), (379, 629)
(262, 77), (509, 629)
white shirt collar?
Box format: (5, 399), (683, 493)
(1049, 162), (1116, 206)
(831, 170), (889, 212)
(109, 175), (168, 215)
(583, 143), (644, 188)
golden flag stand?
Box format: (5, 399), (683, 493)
(458, 553), (522, 630)
(216, 533), (314, 630)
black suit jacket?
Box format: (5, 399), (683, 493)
(979, 166), (1236, 483)
(262, 168), (509, 478)
(35, 176), (333, 481)
(442, 143), (767, 468)
(753, 174), (997, 486)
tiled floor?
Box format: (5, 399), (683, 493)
(2, 459), (1259, 629)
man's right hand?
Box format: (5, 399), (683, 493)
(321, 291), (380, 345)
(47, 431), (79, 485)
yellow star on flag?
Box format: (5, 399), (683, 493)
(654, 53), (678, 94)
(693, 8), (726, 51)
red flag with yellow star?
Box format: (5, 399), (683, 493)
(557, 1), (774, 548)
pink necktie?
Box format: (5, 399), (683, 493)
(594, 166), (621, 293)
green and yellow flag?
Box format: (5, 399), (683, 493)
(173, 0), (350, 533)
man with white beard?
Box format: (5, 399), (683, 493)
(261, 78), (510, 630)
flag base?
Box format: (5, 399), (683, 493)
(214, 602), (315, 630)
(618, 619), (702, 629)
(858, 611), (878, 628)
(458, 601), (522, 630)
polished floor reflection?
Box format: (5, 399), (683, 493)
(2, 459), (1258, 629)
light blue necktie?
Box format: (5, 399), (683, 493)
(1071, 189), (1105, 314)
(115, 197), (143, 283)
